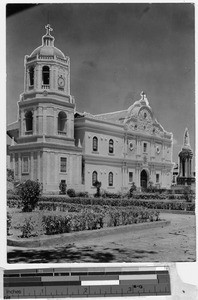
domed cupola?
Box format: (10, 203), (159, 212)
(23, 24), (71, 98)
(30, 24), (65, 59)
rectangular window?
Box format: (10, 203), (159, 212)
(143, 143), (147, 153)
(129, 172), (133, 183)
(60, 157), (67, 173)
(156, 174), (160, 183)
(22, 156), (29, 174)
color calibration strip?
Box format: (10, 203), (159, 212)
(4, 267), (171, 298)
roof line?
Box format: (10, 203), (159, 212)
(94, 109), (127, 116)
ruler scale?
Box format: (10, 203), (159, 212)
(3, 267), (171, 298)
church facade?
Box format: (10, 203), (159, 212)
(7, 25), (174, 194)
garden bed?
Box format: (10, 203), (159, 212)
(7, 205), (160, 240)
(7, 220), (170, 248)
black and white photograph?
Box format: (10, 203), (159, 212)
(6, 3), (195, 263)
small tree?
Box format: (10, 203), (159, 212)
(129, 182), (136, 198)
(147, 181), (152, 192)
(59, 181), (67, 195)
(93, 180), (102, 197)
(17, 180), (43, 212)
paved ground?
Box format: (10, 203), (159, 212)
(7, 213), (196, 263)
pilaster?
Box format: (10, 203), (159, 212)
(43, 107), (47, 135)
(18, 153), (22, 181)
(37, 151), (41, 181)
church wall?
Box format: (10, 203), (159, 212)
(41, 149), (82, 193)
(83, 131), (124, 158)
(84, 163), (122, 194)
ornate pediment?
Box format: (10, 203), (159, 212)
(125, 106), (166, 138)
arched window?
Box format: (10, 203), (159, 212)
(108, 172), (113, 186)
(92, 171), (98, 185)
(29, 66), (34, 86)
(93, 136), (98, 152)
(58, 111), (67, 134)
(109, 139), (114, 153)
(42, 66), (50, 85)
(25, 111), (33, 133)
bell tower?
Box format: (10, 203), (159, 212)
(8, 25), (82, 193)
(18, 24), (75, 142)
(24, 24), (70, 96)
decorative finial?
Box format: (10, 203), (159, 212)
(45, 24), (53, 36)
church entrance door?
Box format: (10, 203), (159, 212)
(140, 170), (148, 190)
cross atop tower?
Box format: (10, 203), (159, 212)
(45, 24), (53, 36)
(141, 91), (146, 100)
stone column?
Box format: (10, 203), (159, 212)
(30, 151), (34, 180)
(189, 159), (192, 177)
(38, 65), (43, 89)
(185, 159), (188, 178)
(35, 65), (39, 89)
(20, 110), (24, 136)
(49, 66), (53, 90)
(186, 158), (189, 177)
(33, 109), (37, 135)
(25, 69), (29, 91)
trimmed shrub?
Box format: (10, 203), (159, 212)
(93, 181), (102, 197)
(7, 169), (14, 182)
(7, 212), (12, 235)
(76, 192), (89, 198)
(21, 218), (34, 238)
(67, 188), (76, 198)
(17, 180), (43, 212)
(71, 214), (87, 231)
(43, 215), (72, 235)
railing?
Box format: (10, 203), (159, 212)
(42, 84), (50, 89)
(38, 55), (54, 60)
(58, 131), (66, 135)
(58, 87), (64, 91)
(25, 130), (33, 135)
(177, 177), (195, 185)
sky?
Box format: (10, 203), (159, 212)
(6, 3), (195, 167)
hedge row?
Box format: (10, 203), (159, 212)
(7, 197), (195, 212)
